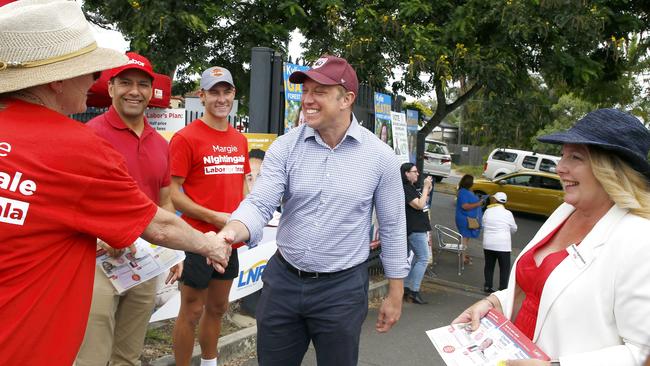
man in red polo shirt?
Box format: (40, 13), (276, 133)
(75, 52), (180, 366)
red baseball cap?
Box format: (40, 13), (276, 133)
(289, 55), (358, 95)
(106, 52), (155, 80)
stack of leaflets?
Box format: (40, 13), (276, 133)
(426, 309), (549, 366)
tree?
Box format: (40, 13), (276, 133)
(459, 76), (558, 148)
(83, 1), (227, 80)
(83, 0), (301, 101)
(401, 100), (432, 126)
(530, 94), (596, 154)
(83, 0), (649, 153)
(291, 0), (649, 174)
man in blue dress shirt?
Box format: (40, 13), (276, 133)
(222, 55), (409, 366)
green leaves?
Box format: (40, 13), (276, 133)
(81, 0), (648, 133)
(178, 13), (209, 33)
(399, 0), (432, 18)
(278, 1), (307, 17)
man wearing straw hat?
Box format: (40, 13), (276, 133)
(0, 1), (231, 365)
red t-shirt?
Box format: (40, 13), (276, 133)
(170, 119), (250, 236)
(0, 99), (157, 365)
(513, 220), (570, 339)
(86, 106), (171, 203)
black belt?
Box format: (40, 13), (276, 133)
(276, 252), (357, 279)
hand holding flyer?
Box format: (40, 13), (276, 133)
(427, 309), (549, 366)
(96, 238), (185, 294)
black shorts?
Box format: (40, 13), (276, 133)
(181, 250), (239, 289)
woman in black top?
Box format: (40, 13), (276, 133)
(400, 163), (433, 304)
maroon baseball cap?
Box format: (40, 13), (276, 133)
(106, 52), (155, 80)
(289, 55), (358, 95)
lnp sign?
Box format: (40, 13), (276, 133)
(150, 228), (279, 323)
(229, 240), (278, 300)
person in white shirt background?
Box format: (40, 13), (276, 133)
(481, 192), (517, 293)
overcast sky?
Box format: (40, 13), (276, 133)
(92, 26), (305, 59)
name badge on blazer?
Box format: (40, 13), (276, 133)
(566, 244), (586, 269)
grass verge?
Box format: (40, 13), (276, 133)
(453, 165), (484, 178)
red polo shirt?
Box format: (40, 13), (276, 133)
(86, 106), (170, 203)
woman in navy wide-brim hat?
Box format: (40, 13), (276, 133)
(453, 108), (650, 365)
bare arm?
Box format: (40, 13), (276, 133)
(408, 177), (433, 210)
(159, 185), (183, 283)
(452, 294), (502, 331)
(215, 220), (251, 245)
(376, 278), (404, 333)
(461, 197), (484, 211)
(243, 173), (249, 196)
(170, 176), (230, 228)
(159, 185), (175, 213)
(141, 207), (230, 272)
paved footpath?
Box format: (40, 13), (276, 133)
(157, 182), (545, 366)
(234, 278), (484, 366)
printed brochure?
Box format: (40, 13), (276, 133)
(426, 309), (549, 366)
(96, 238), (185, 294)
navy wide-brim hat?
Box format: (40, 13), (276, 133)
(537, 108), (650, 179)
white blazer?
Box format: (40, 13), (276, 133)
(493, 203), (650, 365)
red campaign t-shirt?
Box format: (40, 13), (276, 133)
(0, 99), (157, 365)
(170, 119), (250, 236)
(86, 106), (171, 203)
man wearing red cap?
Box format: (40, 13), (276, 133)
(75, 52), (180, 366)
(223, 55), (409, 366)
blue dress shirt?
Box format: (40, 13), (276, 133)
(230, 116), (409, 278)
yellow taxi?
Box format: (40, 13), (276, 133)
(471, 170), (565, 216)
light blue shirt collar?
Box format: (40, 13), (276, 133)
(303, 114), (362, 144)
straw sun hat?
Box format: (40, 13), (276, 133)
(0, 0), (128, 94)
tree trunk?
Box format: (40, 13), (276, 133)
(415, 81), (482, 183)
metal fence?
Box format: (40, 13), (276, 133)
(71, 107), (107, 122)
(446, 143), (491, 166)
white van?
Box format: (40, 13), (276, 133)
(483, 148), (560, 180)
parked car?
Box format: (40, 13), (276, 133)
(423, 139), (452, 182)
(471, 171), (565, 216)
(483, 148), (560, 180)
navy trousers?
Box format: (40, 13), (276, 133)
(256, 254), (369, 366)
